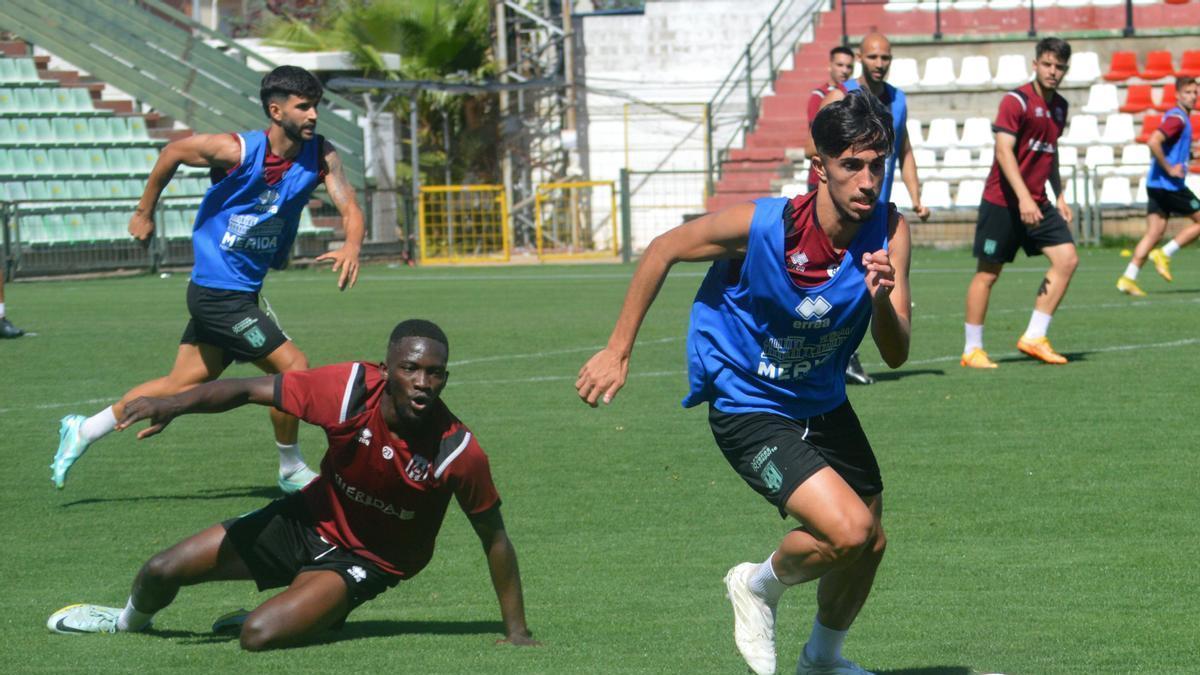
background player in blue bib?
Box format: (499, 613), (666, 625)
(51, 66), (365, 493)
(577, 94), (912, 675)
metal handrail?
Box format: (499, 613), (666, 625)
(705, 0), (826, 191)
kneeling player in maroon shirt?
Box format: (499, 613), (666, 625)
(46, 320), (537, 650)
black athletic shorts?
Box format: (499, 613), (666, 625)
(1146, 187), (1200, 217)
(973, 199), (1074, 264)
(222, 494), (399, 610)
(181, 282), (288, 365)
(708, 401), (882, 518)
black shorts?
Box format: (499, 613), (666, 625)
(1146, 187), (1200, 217)
(181, 282), (289, 365)
(222, 495), (399, 610)
(973, 199), (1074, 264)
(708, 401), (882, 517)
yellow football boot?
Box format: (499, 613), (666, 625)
(1116, 275), (1146, 297)
(1149, 248), (1173, 282)
(1016, 336), (1067, 364)
(960, 348), (998, 369)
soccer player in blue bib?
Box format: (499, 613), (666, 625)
(50, 66), (365, 493)
(577, 94), (911, 675)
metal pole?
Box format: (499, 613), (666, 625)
(934, 0), (942, 41)
(744, 46), (756, 130)
(704, 103), (714, 199)
(1122, 0), (1135, 37)
(1028, 0), (1036, 37)
(840, 0), (848, 47)
(410, 91), (421, 261)
(619, 168), (632, 264)
(767, 18), (775, 80)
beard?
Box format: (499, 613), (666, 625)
(281, 117), (313, 143)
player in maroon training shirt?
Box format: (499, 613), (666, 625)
(961, 37), (1077, 369)
(46, 320), (538, 651)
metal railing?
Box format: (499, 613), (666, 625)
(705, 0), (826, 194)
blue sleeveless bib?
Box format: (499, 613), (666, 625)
(190, 130), (322, 292)
(1146, 107), (1193, 192)
(683, 196), (889, 418)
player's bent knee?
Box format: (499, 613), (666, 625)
(822, 516), (875, 566)
(239, 616), (287, 652)
(141, 550), (185, 585)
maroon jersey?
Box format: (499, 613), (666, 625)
(983, 83), (1068, 207)
(1158, 114), (1185, 144)
(274, 362), (501, 578)
(783, 191), (842, 286)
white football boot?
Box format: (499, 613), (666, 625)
(724, 562), (778, 675)
(47, 604), (129, 634)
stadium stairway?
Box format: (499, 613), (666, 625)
(706, 0), (1200, 213)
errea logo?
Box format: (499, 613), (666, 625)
(796, 296), (832, 320)
(348, 566), (367, 583)
(357, 428), (373, 446)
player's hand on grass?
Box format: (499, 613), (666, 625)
(1056, 195), (1073, 224)
(576, 348), (629, 407)
(315, 244), (361, 291)
(128, 211), (156, 248)
(115, 396), (180, 439)
(862, 249), (895, 300)
(1018, 195), (1041, 227)
(496, 630), (540, 647)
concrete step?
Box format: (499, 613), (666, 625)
(727, 147), (788, 162)
(0, 40), (30, 57)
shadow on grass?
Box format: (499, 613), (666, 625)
(149, 619), (505, 647)
(60, 485), (280, 508)
(864, 368), (945, 383)
(994, 353), (1090, 365)
(873, 662), (974, 667)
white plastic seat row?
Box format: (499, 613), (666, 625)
(886, 0), (1153, 10)
(1060, 113), (1136, 146)
(886, 51), (1102, 91)
(909, 117), (995, 150)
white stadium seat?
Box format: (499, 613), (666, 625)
(955, 179), (985, 208)
(1187, 174), (1200, 194)
(1058, 146), (1079, 175)
(920, 180), (953, 209)
(1131, 0), (1156, 5)
(1098, 177), (1133, 205)
(1062, 174), (1096, 205)
(914, 148), (939, 177)
(1100, 113), (1136, 145)
(1085, 144), (1117, 176)
(1117, 144), (1151, 176)
(888, 58), (921, 89)
(1056, 0), (1089, 7)
(1081, 84), (1120, 115)
(941, 148), (978, 179)
(955, 56), (993, 89)
(1061, 114), (1101, 146)
(917, 0), (943, 11)
(920, 57), (957, 89)
(891, 180), (914, 209)
(1135, 176), (1148, 203)
(1063, 52), (1102, 87)
(779, 183), (807, 199)
(1032, 0), (1058, 6)
(987, 0), (1027, 10)
(993, 54), (1031, 89)
(923, 118), (960, 150)
(953, 0), (988, 9)
(1091, 0), (1123, 6)
(852, 61), (862, 79)
(977, 148), (995, 174)
(906, 118), (926, 149)
(958, 117), (995, 149)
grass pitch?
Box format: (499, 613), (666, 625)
(1, 248), (1197, 674)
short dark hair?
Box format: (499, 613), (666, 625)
(811, 92), (894, 158)
(830, 46), (854, 60)
(1035, 37), (1071, 64)
(259, 66), (323, 117)
(389, 319), (449, 354)
(1177, 75), (1197, 90)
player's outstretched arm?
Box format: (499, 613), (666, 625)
(898, 133), (930, 221)
(865, 210), (912, 368)
(313, 140), (364, 291)
(470, 508), (539, 647)
(575, 202), (755, 407)
(116, 376), (276, 439)
(129, 133), (241, 246)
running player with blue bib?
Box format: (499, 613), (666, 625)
(577, 93), (911, 675)
(51, 66), (365, 493)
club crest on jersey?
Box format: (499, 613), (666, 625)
(405, 455), (430, 482)
(795, 295), (832, 320)
(381, 445), (395, 460)
(357, 428), (373, 446)
(788, 251), (809, 272)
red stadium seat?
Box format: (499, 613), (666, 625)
(1193, 112), (1200, 141)
(1120, 85), (1155, 113)
(1165, 0), (1189, 5)
(1154, 83), (1177, 112)
(1104, 52), (1139, 82)
(1135, 113), (1162, 143)
(1177, 50), (1200, 77)
(1140, 51), (1175, 81)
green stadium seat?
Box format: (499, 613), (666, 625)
(105, 147), (131, 172)
(27, 148), (51, 173)
(126, 117), (149, 140)
(80, 148), (108, 174)
(9, 148), (34, 173)
(184, 177), (208, 196)
(122, 178), (142, 198)
(66, 180), (89, 201)
(19, 88), (41, 112)
(0, 60), (18, 84)
(45, 180), (69, 203)
(161, 207), (191, 239)
(33, 118), (54, 143)
(161, 179), (183, 199)
(26, 180), (50, 201)
(0, 88), (13, 111)
(42, 213), (67, 243)
(49, 148), (75, 174)
(82, 179), (107, 200)
(6, 179), (27, 202)
(0, 181), (9, 201)
(0, 118), (14, 144)
(11, 118), (33, 141)
(62, 211), (85, 241)
(84, 211), (118, 240)
(89, 117), (113, 143)
(71, 118), (92, 143)
(15, 58), (40, 84)
(41, 88), (65, 112)
(107, 117), (131, 142)
(102, 179), (126, 199)
(0, 148), (10, 172)
(68, 88), (93, 112)
(18, 213), (42, 244)
(130, 147), (158, 171)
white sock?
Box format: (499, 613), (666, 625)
(116, 597), (154, 632)
(803, 616), (848, 665)
(1023, 310), (1053, 340)
(964, 323), (984, 353)
(1163, 240), (1181, 257)
(0, 301), (5, 318)
(748, 556), (788, 605)
(81, 407), (118, 443)
(277, 442), (306, 476)
(1123, 262), (1140, 280)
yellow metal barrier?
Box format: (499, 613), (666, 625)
(418, 185), (510, 263)
(534, 181), (619, 260)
